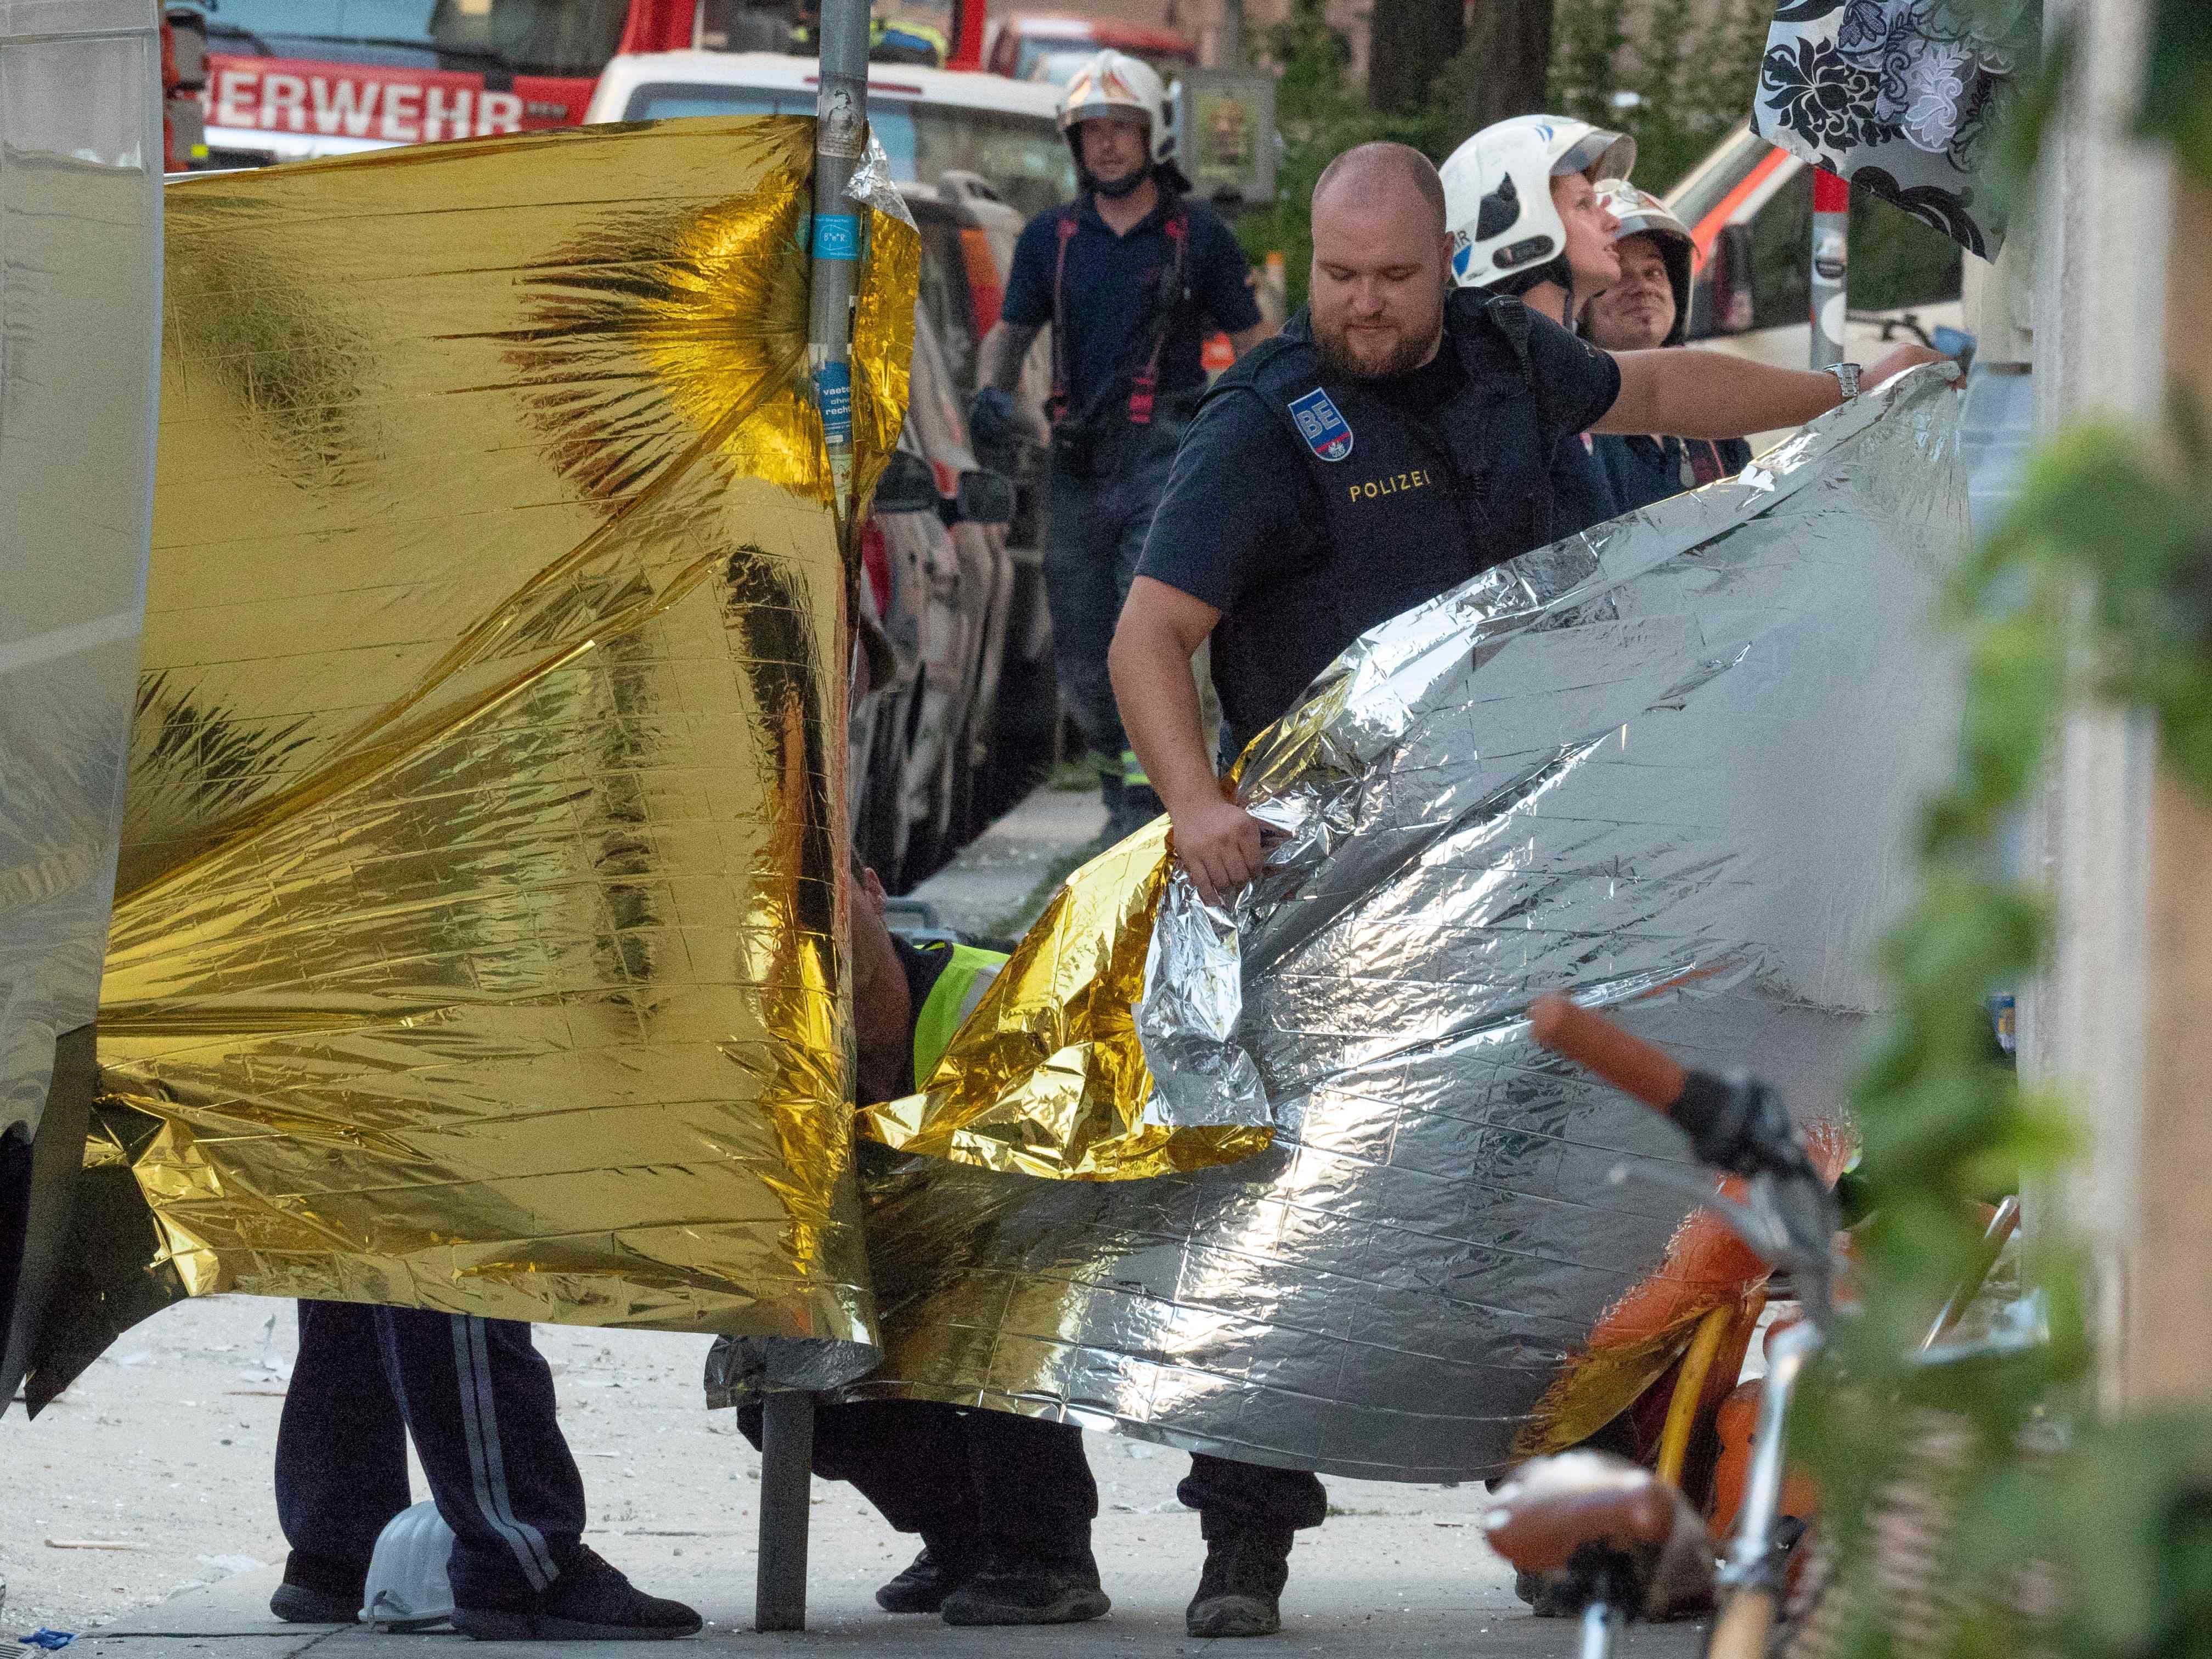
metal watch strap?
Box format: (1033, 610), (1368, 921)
(1825, 361), (1862, 399)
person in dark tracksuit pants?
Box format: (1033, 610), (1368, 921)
(271, 1304), (699, 1640)
(728, 865), (1110, 1627)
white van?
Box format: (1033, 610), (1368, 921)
(584, 50), (1075, 218)
(1666, 125), (1967, 369)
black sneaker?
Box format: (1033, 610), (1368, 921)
(452, 1547), (702, 1641)
(270, 1552), (367, 1624)
(875, 1540), (980, 1614)
(1186, 1528), (1294, 1638)
(270, 1582), (363, 1625)
(939, 1549), (1110, 1627)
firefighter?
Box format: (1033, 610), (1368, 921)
(967, 50), (1270, 841)
(1440, 113), (1638, 534)
(1106, 139), (1944, 1638)
(731, 866), (1111, 1627)
(1579, 181), (1752, 509)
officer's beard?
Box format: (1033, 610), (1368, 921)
(1092, 159), (1152, 199)
(1313, 311), (1444, 382)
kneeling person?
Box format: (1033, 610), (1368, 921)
(735, 866), (1109, 1627)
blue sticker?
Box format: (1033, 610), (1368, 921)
(810, 213), (860, 261)
(815, 360), (853, 444)
(1288, 387), (1354, 462)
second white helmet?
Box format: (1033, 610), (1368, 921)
(1589, 180), (1695, 345)
(1440, 115), (1635, 293)
(1057, 50), (1182, 180)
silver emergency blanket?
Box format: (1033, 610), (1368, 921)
(843, 368), (1965, 1479)
(0, 4), (159, 1144)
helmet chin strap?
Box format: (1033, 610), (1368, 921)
(1093, 160), (1152, 200)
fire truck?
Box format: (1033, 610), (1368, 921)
(160, 0), (992, 170)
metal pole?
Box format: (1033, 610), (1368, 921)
(753, 1390), (816, 1631)
(809, 0), (873, 515)
(1218, 0), (1244, 71)
(1809, 166), (1849, 370)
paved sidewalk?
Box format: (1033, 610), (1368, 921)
(903, 785), (1109, 944)
(75, 1547), (1711, 1659)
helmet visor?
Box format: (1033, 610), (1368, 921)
(1551, 129), (1635, 183)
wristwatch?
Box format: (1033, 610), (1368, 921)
(1825, 362), (1863, 400)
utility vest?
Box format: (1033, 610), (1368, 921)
(1202, 290), (1562, 731)
(911, 942), (1006, 1085)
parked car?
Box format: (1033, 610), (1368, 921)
(848, 178), (1056, 888)
(979, 13), (1196, 86)
(1667, 124), (1965, 371)
(584, 49), (1075, 218)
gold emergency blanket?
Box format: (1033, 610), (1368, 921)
(26, 119), (918, 1407)
(843, 370), (1963, 1478)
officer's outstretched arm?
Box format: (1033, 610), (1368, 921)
(1596, 341), (1948, 440)
(1111, 578), (1270, 906)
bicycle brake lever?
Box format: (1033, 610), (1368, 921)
(1606, 1160), (1838, 1321)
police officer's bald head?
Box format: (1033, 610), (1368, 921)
(1308, 143), (1453, 381)
(1311, 143), (1447, 238)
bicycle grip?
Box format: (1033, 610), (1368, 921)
(1528, 991), (1686, 1114)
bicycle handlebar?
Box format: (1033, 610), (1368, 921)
(1529, 991), (1815, 1186)
(1528, 992), (1686, 1115)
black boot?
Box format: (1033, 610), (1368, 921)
(1186, 1527), (1295, 1638)
(876, 1532), (984, 1614)
(270, 1550), (368, 1624)
(939, 1544), (1110, 1627)
(452, 1547), (702, 1641)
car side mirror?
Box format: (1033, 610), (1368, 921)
(952, 469), (1016, 527)
(1698, 222), (1757, 337)
(871, 449), (941, 517)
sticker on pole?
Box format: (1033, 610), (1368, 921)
(810, 213), (860, 262)
(815, 360), (853, 445)
(817, 82), (866, 160)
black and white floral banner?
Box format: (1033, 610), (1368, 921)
(1751, 0), (2027, 258)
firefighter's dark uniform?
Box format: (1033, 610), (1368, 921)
(998, 189), (1260, 827)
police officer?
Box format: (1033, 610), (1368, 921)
(1105, 139), (1944, 1632)
(968, 50), (1268, 842)
(270, 1308), (699, 1640)
(1441, 114), (1638, 535)
(1579, 181), (1752, 510)
(730, 866), (1110, 1628)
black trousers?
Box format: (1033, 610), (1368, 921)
(274, 1300), (587, 1608)
(1178, 1452), (1329, 1538)
(738, 1397), (1097, 1560)
(736, 1399), (1328, 1556)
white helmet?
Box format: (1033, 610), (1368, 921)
(1589, 180), (1695, 345)
(359, 1500), (455, 1630)
(1057, 49), (1188, 192)
(1441, 115), (1635, 294)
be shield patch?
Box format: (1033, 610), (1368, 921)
(1289, 387), (1354, 462)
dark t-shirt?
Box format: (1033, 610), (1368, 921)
(1138, 303), (1621, 741)
(1551, 432), (1622, 536)
(1594, 433), (1753, 515)
(1001, 192), (1261, 417)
